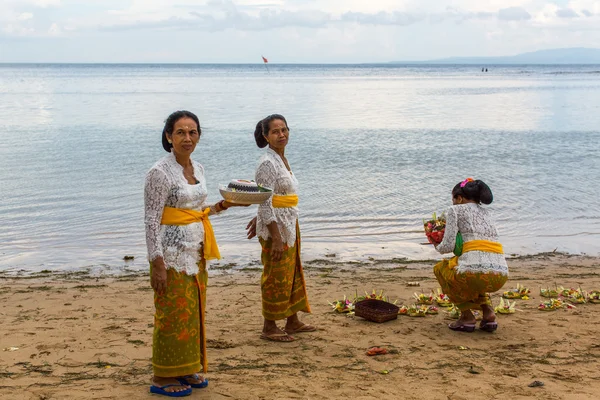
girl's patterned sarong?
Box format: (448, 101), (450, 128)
(151, 260), (208, 377)
(434, 259), (507, 311)
(433, 240), (508, 312)
(259, 224), (311, 320)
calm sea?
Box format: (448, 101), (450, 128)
(1, 64), (599, 274)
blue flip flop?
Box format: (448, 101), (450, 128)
(177, 374), (209, 389)
(149, 384), (192, 397)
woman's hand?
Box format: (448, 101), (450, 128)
(271, 236), (285, 262)
(151, 258), (168, 295)
(246, 217), (257, 239)
(223, 201), (251, 208)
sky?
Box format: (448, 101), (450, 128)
(1, 0), (599, 63)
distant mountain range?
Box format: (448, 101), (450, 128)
(392, 48), (600, 64)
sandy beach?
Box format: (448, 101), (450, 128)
(1, 253), (600, 400)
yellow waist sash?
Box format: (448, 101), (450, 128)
(160, 207), (220, 260)
(272, 194), (298, 208)
(447, 240), (503, 269)
(462, 240), (503, 254)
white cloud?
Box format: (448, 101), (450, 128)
(497, 7), (532, 21)
(18, 12), (34, 21)
(33, 0), (61, 7)
(2, 1), (600, 62)
(556, 8), (580, 18)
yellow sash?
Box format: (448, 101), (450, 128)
(272, 194), (298, 208)
(448, 240), (503, 269)
(462, 240), (503, 254)
(160, 207), (220, 260)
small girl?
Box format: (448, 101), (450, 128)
(432, 178), (508, 333)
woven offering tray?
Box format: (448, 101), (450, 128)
(354, 299), (399, 323)
(219, 184), (272, 205)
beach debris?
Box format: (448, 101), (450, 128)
(503, 283), (530, 299)
(538, 298), (574, 311)
(434, 289), (452, 307)
(413, 292), (434, 305)
(588, 290), (600, 304)
(366, 347), (388, 356)
(123, 255), (135, 261)
(406, 282), (420, 287)
(528, 380), (544, 388)
(540, 287), (559, 298)
(379, 369), (389, 375)
(458, 346), (468, 350)
(3, 347), (19, 352)
(468, 366), (481, 374)
(494, 298), (517, 314)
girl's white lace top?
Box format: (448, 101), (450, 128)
(144, 152), (220, 276)
(255, 148), (299, 247)
(435, 203), (509, 276)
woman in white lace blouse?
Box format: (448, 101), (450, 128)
(145, 110), (246, 397)
(432, 178), (508, 333)
(248, 114), (315, 342)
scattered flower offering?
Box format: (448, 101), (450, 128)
(423, 212), (446, 245)
(426, 306), (439, 315)
(588, 290), (600, 304)
(446, 304), (460, 319)
(434, 289), (452, 307)
(566, 287), (587, 304)
(558, 286), (577, 297)
(540, 287), (559, 298)
(407, 305), (428, 317)
(538, 298), (574, 311)
(398, 305), (409, 315)
(494, 298), (516, 314)
(413, 292), (434, 305)
(328, 296), (354, 313)
(503, 283), (530, 299)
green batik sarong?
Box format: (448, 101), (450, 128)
(151, 260), (208, 377)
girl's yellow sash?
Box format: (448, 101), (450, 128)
(160, 207), (220, 260)
(272, 194), (298, 208)
(447, 240), (503, 269)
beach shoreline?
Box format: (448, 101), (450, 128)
(1, 253), (600, 399)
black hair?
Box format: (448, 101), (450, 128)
(452, 179), (493, 205)
(162, 110), (201, 152)
(253, 114), (288, 148)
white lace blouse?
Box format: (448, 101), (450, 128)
(144, 152), (220, 276)
(255, 148), (299, 247)
(435, 203), (509, 276)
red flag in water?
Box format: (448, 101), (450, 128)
(262, 56), (268, 64)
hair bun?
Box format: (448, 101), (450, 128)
(475, 180), (494, 205)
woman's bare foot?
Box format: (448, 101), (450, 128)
(284, 313), (316, 333)
(262, 319), (294, 342)
(449, 310), (477, 329)
(481, 304), (496, 322)
(152, 376), (190, 393)
(179, 374), (205, 385)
